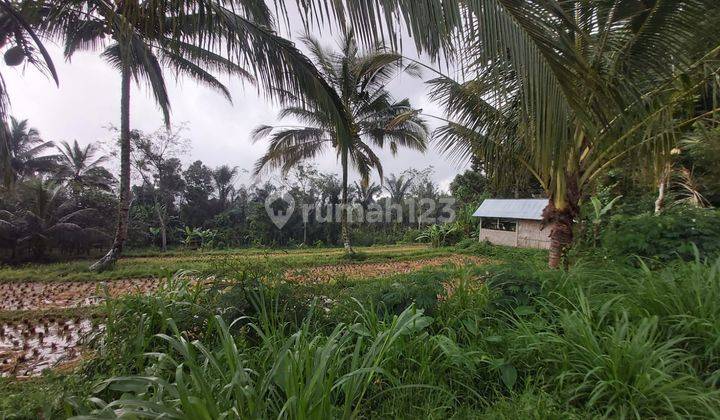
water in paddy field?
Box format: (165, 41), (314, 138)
(0, 317), (105, 378)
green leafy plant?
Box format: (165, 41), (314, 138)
(182, 227), (218, 249)
(589, 195), (622, 247)
(76, 302), (432, 419)
(416, 223), (458, 248)
(602, 207), (720, 262)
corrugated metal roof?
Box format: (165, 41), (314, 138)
(472, 199), (548, 220)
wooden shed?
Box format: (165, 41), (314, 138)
(473, 199), (551, 249)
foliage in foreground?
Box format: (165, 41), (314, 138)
(3, 247), (720, 419)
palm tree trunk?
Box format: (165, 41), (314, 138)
(91, 60), (131, 271)
(341, 147), (353, 254)
(654, 165), (670, 214)
(547, 209), (573, 269)
(544, 173), (580, 269)
(303, 220), (307, 245)
(155, 200), (167, 252)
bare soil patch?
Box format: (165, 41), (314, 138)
(284, 255), (489, 284)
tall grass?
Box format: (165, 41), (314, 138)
(73, 294), (432, 419)
(54, 252), (720, 419)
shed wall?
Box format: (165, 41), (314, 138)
(478, 219), (551, 249)
(478, 227), (517, 247)
(517, 220), (551, 249)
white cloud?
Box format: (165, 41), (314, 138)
(4, 23), (468, 190)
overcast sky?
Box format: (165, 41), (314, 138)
(3, 13), (468, 192)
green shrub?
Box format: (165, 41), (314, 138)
(334, 268), (449, 317)
(610, 257), (720, 384)
(415, 224), (458, 247)
(601, 206), (720, 262)
(401, 228), (423, 244)
(350, 228), (404, 246)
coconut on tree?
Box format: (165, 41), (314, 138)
(252, 31), (428, 253)
(0, 0), (58, 186)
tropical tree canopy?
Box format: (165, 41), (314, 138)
(252, 31), (428, 183)
(0, 117), (57, 181)
(55, 139), (114, 192)
(416, 0), (720, 266)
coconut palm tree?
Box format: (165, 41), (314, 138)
(44, 0), (343, 270)
(55, 140), (114, 193)
(45, 0), (256, 270)
(288, 1), (720, 266)
(213, 165), (239, 210)
(252, 31), (428, 253)
(0, 117), (57, 181)
(416, 1), (720, 267)
(353, 180), (381, 211)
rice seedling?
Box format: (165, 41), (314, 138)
(0, 316), (104, 378)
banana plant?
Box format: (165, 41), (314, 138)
(589, 195), (622, 247)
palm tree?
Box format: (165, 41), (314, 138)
(44, 0), (360, 270)
(46, 0), (336, 270)
(419, 1), (720, 267)
(48, 1), (255, 270)
(382, 173), (413, 224)
(383, 173), (413, 204)
(289, 1), (720, 266)
(213, 165), (239, 210)
(55, 140), (114, 193)
(0, 117), (57, 181)
(253, 31), (428, 253)
(353, 180), (381, 211)
(14, 178), (104, 259)
(0, 0), (58, 186)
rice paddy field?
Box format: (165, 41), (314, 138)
(2, 242), (720, 419)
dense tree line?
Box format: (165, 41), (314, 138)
(0, 120), (453, 261)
